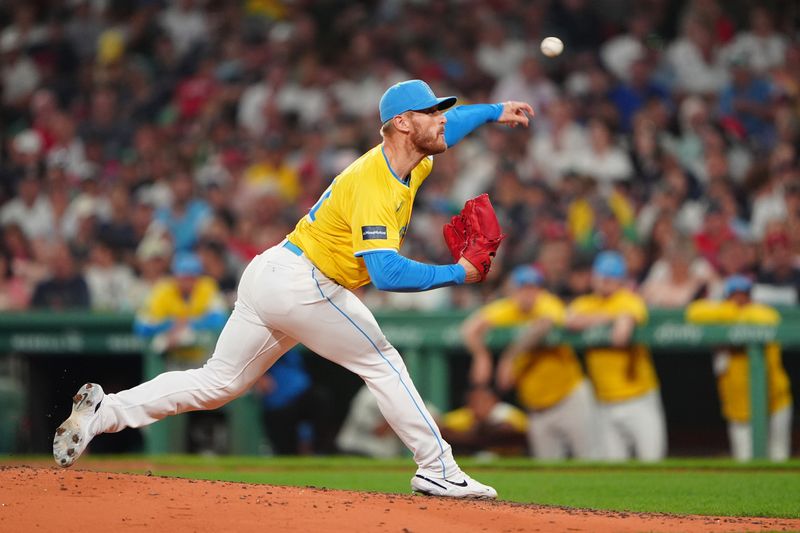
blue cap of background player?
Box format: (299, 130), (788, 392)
(723, 275), (753, 297)
(592, 251), (627, 279)
(379, 80), (457, 123)
(172, 253), (203, 277)
(511, 265), (544, 287)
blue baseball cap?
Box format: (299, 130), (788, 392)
(379, 80), (457, 123)
(172, 253), (203, 277)
(511, 265), (544, 287)
(723, 275), (753, 297)
(592, 251), (627, 279)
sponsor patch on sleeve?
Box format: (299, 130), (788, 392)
(361, 225), (388, 240)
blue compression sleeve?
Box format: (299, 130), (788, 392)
(444, 103), (504, 147)
(190, 310), (229, 331)
(133, 318), (174, 338)
(362, 250), (466, 292)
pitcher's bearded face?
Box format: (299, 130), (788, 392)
(408, 108), (447, 155)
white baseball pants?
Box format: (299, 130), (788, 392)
(527, 378), (599, 460)
(91, 243), (460, 478)
(597, 389), (667, 462)
(727, 405), (793, 461)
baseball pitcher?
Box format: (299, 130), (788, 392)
(53, 79), (532, 499)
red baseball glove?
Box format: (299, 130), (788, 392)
(442, 213), (467, 261)
(442, 193), (505, 281)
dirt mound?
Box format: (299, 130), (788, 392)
(1, 466), (798, 532)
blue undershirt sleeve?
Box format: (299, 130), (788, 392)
(362, 250), (466, 292)
(133, 318), (174, 338)
(444, 103), (504, 147)
(190, 310), (229, 332)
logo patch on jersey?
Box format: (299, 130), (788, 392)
(362, 225), (388, 240)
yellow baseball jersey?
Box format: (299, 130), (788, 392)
(685, 300), (792, 422)
(137, 276), (227, 361)
(481, 294), (584, 410)
(568, 289), (659, 403)
(442, 403), (528, 434)
(286, 144), (432, 289)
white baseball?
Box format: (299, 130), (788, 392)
(540, 36), (564, 57)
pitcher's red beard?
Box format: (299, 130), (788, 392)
(411, 128), (447, 155)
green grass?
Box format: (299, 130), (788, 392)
(5, 456), (800, 518)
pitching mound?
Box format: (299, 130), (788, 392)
(1, 466), (799, 532)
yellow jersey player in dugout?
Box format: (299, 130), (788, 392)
(462, 265), (598, 459)
(686, 275), (792, 461)
(565, 251), (667, 461)
(53, 79), (533, 500)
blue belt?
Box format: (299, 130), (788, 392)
(283, 240), (304, 256)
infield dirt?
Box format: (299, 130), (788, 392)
(2, 466), (799, 532)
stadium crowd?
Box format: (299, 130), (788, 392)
(1, 0), (799, 313)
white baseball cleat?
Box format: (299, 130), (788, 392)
(53, 383), (104, 468)
(411, 471), (498, 499)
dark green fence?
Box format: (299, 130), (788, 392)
(2, 309), (798, 458)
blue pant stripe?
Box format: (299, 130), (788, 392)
(310, 268), (446, 477)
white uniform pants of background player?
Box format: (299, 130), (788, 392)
(597, 389), (667, 462)
(727, 405), (792, 461)
(90, 244), (459, 478)
(526, 378), (599, 460)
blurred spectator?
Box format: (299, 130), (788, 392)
(573, 119), (634, 188)
(641, 238), (716, 307)
(525, 98), (587, 185)
(475, 21), (526, 80)
(30, 242), (90, 310)
(600, 12), (653, 83)
(154, 170), (212, 254)
(565, 251), (666, 461)
(62, 173), (111, 240)
(686, 276), (792, 461)
(753, 231), (800, 306)
(128, 236), (172, 310)
(159, 0), (209, 59)
(718, 55), (775, 148)
(243, 137), (300, 204)
(1, 28), (41, 115)
(0, 251), (30, 311)
(723, 6), (787, 74)
(134, 253), (228, 368)
(336, 385), (405, 458)
(462, 265), (597, 459)
(693, 201), (736, 269)
(0, 174), (53, 242)
(609, 58), (669, 132)
(491, 55), (558, 115)
(196, 239), (238, 305)
(440, 386), (528, 457)
(666, 14), (728, 96)
(254, 349), (333, 455)
(84, 240), (136, 311)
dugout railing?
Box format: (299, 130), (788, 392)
(1, 309), (797, 458)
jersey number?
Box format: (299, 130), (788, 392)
(308, 180), (335, 222)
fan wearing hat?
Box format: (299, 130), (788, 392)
(686, 275), (792, 461)
(461, 265), (597, 459)
(134, 253), (229, 367)
(565, 251), (667, 461)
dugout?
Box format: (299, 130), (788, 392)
(0, 309), (798, 459)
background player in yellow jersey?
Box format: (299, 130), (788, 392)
(565, 251), (667, 461)
(53, 79), (533, 499)
(686, 275), (793, 461)
(462, 265), (598, 459)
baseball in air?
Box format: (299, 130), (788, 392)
(540, 37), (564, 57)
